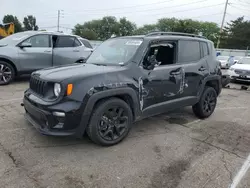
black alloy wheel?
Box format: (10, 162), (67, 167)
(202, 90), (216, 114)
(192, 86), (217, 118)
(99, 107), (128, 141)
(0, 62), (14, 85)
(87, 98), (133, 146)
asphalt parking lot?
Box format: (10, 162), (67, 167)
(1, 79), (250, 188)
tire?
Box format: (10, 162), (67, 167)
(86, 98), (133, 146)
(192, 86), (217, 119)
(0, 61), (15, 85)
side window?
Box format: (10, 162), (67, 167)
(74, 38), (81, 47)
(55, 36), (75, 48)
(22, 35), (50, 48)
(142, 41), (177, 69)
(201, 42), (209, 57)
(80, 39), (93, 48)
(178, 40), (201, 63)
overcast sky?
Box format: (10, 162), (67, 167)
(1, 0), (250, 33)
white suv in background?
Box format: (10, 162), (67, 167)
(228, 57), (250, 82)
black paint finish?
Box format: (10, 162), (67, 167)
(23, 34), (222, 137)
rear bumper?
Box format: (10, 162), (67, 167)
(23, 94), (85, 137)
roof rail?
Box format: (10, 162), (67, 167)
(146, 32), (207, 39)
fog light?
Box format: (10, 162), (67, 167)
(53, 123), (64, 129)
(52, 112), (65, 117)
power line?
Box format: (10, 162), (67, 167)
(64, 1), (223, 17)
(238, 0), (250, 5)
(145, 3), (224, 17)
(65, 0), (210, 16)
(230, 4), (250, 12)
(69, 0), (175, 12)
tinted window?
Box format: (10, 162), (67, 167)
(80, 39), (92, 48)
(56, 36), (75, 47)
(178, 40), (201, 63)
(74, 39), (81, 47)
(23, 35), (50, 47)
(201, 42), (209, 57)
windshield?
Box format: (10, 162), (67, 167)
(234, 56), (242, 61)
(217, 56), (229, 60)
(237, 58), (250, 64)
(86, 38), (143, 65)
(0, 32), (31, 45)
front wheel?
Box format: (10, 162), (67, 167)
(192, 86), (217, 119)
(0, 61), (15, 85)
(86, 98), (133, 146)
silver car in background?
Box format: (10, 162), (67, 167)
(0, 31), (93, 85)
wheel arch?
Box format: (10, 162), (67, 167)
(76, 88), (140, 137)
(204, 75), (222, 95)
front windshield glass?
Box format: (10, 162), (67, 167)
(0, 32), (31, 45)
(86, 38), (143, 65)
(238, 58), (250, 64)
(217, 56), (229, 60)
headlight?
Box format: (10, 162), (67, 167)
(229, 67), (234, 71)
(54, 83), (61, 97)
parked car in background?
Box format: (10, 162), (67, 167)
(0, 31), (93, 85)
(217, 56), (230, 69)
(228, 57), (250, 82)
(233, 56), (243, 64)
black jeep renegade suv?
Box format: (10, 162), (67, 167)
(22, 32), (222, 146)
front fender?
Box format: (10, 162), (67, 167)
(76, 87), (140, 136)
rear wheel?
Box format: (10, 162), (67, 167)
(87, 98), (133, 146)
(192, 86), (217, 119)
(0, 61), (15, 85)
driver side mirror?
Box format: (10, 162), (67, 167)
(19, 42), (32, 48)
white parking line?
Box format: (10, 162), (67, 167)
(229, 154), (250, 188)
(217, 107), (248, 110)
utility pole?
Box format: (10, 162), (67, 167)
(217, 0), (229, 49)
(57, 10), (60, 32)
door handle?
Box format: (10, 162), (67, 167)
(198, 66), (206, 71)
(44, 50), (51, 53)
(73, 50), (80, 52)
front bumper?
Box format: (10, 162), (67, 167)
(228, 70), (250, 82)
(23, 94), (85, 137)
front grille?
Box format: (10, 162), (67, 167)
(235, 69), (250, 75)
(30, 76), (47, 96)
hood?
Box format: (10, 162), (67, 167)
(33, 63), (124, 81)
(231, 63), (250, 70)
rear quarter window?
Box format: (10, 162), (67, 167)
(178, 40), (201, 63)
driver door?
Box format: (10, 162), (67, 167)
(140, 40), (184, 116)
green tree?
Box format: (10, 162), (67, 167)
(23, 15), (39, 31)
(72, 24), (97, 40)
(2, 14), (22, 32)
(118, 17), (136, 36)
(220, 17), (250, 49)
(133, 24), (158, 35)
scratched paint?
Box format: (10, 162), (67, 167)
(138, 77), (144, 111)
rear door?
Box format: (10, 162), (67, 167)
(178, 40), (209, 98)
(52, 36), (83, 66)
(18, 34), (52, 72)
